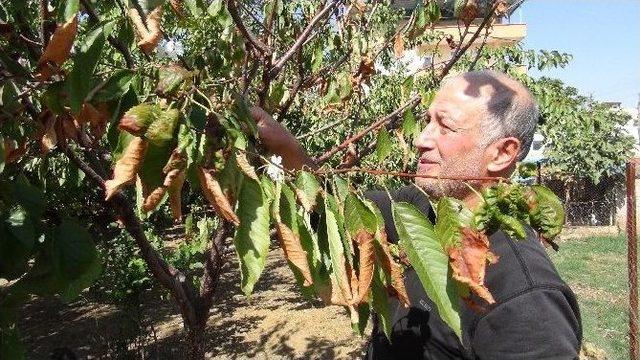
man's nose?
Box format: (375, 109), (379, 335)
(414, 121), (437, 151)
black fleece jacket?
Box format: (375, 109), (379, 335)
(364, 186), (582, 360)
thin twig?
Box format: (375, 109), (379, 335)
(227, 0), (271, 55)
(315, 167), (509, 183)
(314, 94), (421, 165)
(269, 0), (341, 78)
(468, 25), (491, 71)
(439, 3), (498, 81)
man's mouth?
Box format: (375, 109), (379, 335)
(417, 157), (440, 173)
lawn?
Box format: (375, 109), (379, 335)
(549, 235), (632, 359)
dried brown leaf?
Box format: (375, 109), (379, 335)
(393, 33), (405, 59)
(166, 169), (186, 221)
(169, 0), (185, 18)
(448, 227), (498, 304)
(376, 230), (410, 306)
(494, 0), (509, 17)
(460, 0), (478, 27)
(37, 15), (78, 80)
(197, 167), (240, 225)
(276, 222), (314, 286)
(75, 103), (109, 141)
(128, 6), (163, 55)
(105, 137), (148, 200)
(40, 111), (57, 154)
(235, 152), (259, 181)
(355, 230), (375, 304)
(141, 182), (167, 213)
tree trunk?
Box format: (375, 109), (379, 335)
(186, 321), (207, 360)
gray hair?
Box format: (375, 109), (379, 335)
(448, 70), (539, 161)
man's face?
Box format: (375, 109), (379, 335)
(414, 78), (492, 199)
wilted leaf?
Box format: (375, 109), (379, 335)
(169, 0), (185, 18)
(105, 137), (148, 200)
(454, 0), (478, 27)
(235, 152), (259, 181)
(156, 64), (192, 97)
(128, 6), (163, 55)
(393, 201), (461, 338)
(276, 222), (313, 286)
(197, 167), (240, 225)
(140, 181), (167, 213)
(75, 103), (108, 141)
(40, 111), (58, 154)
(37, 15), (78, 80)
(448, 227), (498, 304)
(355, 230), (375, 304)
(374, 230), (409, 306)
(166, 169), (185, 221)
(119, 103), (161, 136)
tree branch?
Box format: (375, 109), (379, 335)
(314, 94), (421, 165)
(439, 4), (498, 81)
(199, 221), (233, 313)
(227, 0), (271, 55)
(269, 0), (340, 78)
(315, 167), (509, 182)
(62, 143), (200, 327)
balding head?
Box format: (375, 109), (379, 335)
(442, 70), (539, 161)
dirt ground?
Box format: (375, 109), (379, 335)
(17, 247), (370, 359)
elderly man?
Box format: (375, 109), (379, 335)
(252, 70), (582, 359)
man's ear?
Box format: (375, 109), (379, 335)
(486, 137), (521, 173)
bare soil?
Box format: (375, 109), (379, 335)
(17, 247), (370, 359)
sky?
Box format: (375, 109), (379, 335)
(518, 0), (640, 109)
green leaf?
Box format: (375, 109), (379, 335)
(0, 207), (35, 279)
(207, 0), (223, 16)
(352, 303), (370, 336)
(232, 94), (258, 137)
(323, 196), (349, 296)
(61, 0), (80, 22)
(434, 197), (471, 249)
(68, 23), (106, 113)
(294, 171), (321, 211)
(371, 267), (392, 340)
(53, 218), (98, 280)
(234, 178), (272, 296)
(0, 325), (25, 360)
(184, 0), (204, 16)
(392, 201), (461, 338)
(375, 128), (392, 162)
(156, 65), (192, 97)
(138, 0), (167, 13)
(144, 107), (181, 146)
(9, 175), (45, 220)
(530, 185), (565, 240)
(93, 70), (135, 103)
(344, 192), (377, 236)
(59, 252), (102, 301)
(402, 109), (418, 140)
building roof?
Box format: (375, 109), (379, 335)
(391, 0), (525, 19)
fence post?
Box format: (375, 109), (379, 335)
(627, 160), (638, 360)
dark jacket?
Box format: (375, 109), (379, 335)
(364, 186), (582, 360)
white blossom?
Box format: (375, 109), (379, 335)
(157, 38), (185, 60)
(266, 155), (284, 182)
(77, 12), (89, 23)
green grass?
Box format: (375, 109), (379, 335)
(549, 235), (631, 359)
